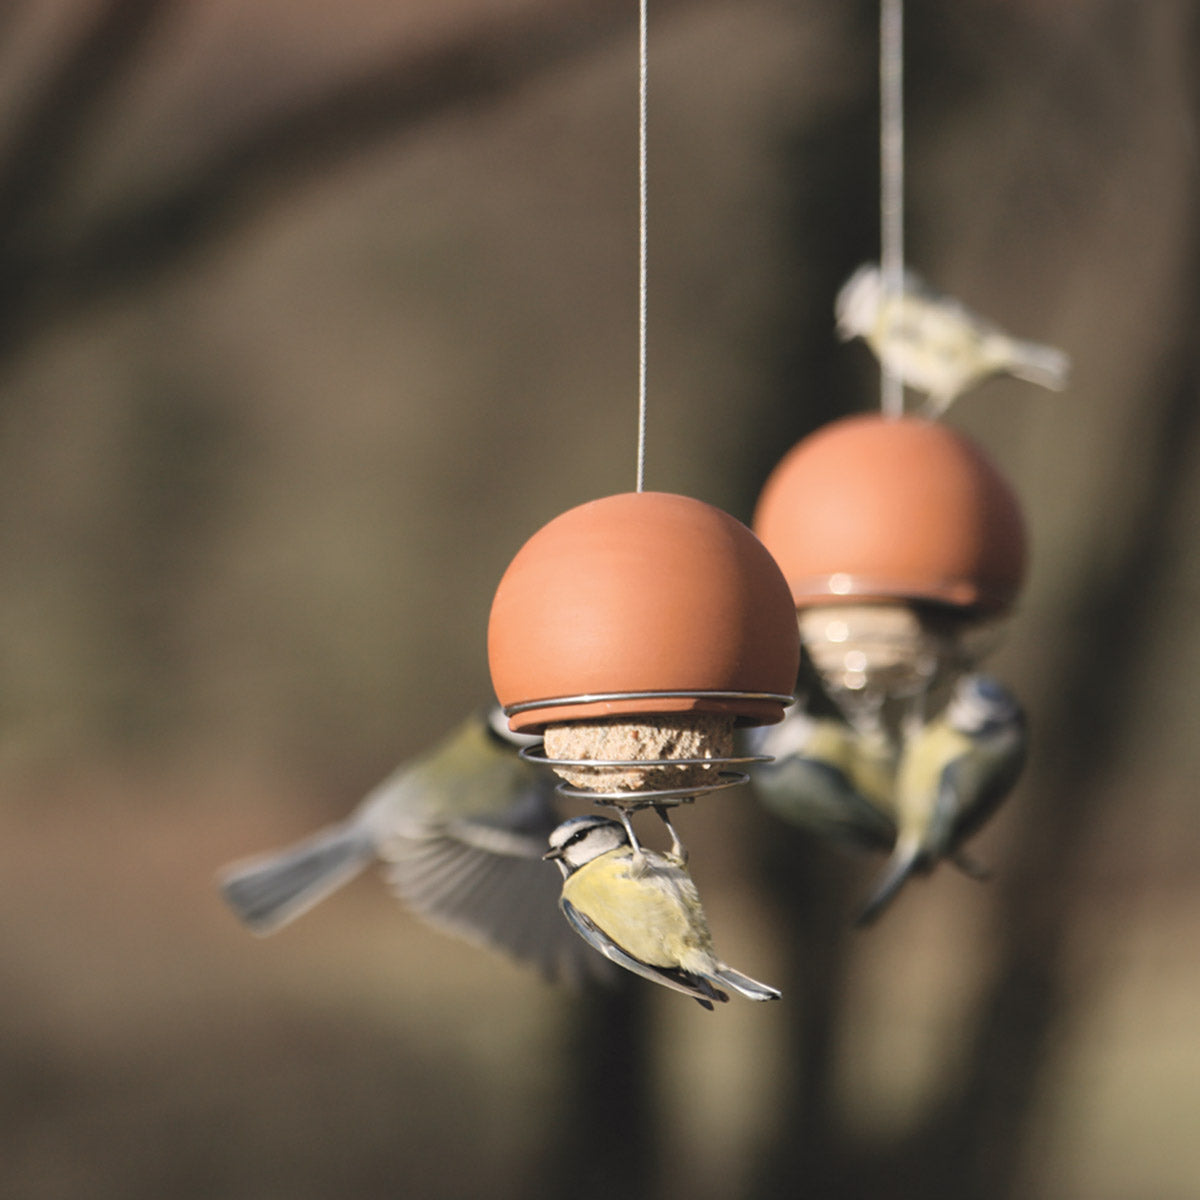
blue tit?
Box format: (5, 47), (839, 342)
(746, 702), (897, 852)
(544, 815), (781, 1010)
(219, 708), (611, 986)
(836, 263), (1071, 415)
(857, 674), (1027, 925)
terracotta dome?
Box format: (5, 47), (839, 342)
(752, 414), (1027, 614)
(488, 491), (800, 732)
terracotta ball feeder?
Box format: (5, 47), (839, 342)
(752, 413), (1026, 723)
(488, 491), (801, 849)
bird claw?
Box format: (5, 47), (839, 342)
(654, 804), (688, 864)
(614, 810), (650, 876)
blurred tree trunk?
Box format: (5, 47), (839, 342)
(542, 980), (657, 1200)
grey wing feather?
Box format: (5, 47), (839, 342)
(218, 821), (376, 935)
(382, 805), (615, 988)
(951, 728), (1028, 844)
(559, 900), (726, 1009)
(926, 761), (967, 857)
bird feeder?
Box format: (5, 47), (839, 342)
(752, 413), (1026, 729)
(488, 491), (800, 808)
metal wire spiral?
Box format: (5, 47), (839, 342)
(508, 688), (792, 809)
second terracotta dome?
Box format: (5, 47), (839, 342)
(752, 414), (1027, 615)
(488, 491), (800, 732)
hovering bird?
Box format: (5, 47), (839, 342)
(218, 708), (611, 987)
(747, 701), (897, 852)
(836, 263), (1071, 415)
(856, 674), (1027, 925)
(544, 814), (781, 1010)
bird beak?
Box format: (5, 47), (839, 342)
(543, 847), (562, 862)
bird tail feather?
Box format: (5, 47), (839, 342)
(856, 839), (922, 927)
(218, 822), (375, 935)
(992, 335), (1071, 392)
(713, 967), (781, 1002)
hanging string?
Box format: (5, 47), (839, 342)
(879, 0), (905, 418)
(635, 0), (649, 491)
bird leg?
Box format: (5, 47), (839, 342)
(614, 807), (648, 875)
(653, 803), (688, 864)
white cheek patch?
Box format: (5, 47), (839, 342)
(565, 826), (625, 868)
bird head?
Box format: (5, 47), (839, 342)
(544, 815), (629, 876)
(834, 264), (884, 339)
(946, 674), (1022, 735)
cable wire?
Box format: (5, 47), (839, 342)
(636, 0), (649, 489)
(879, 0), (905, 417)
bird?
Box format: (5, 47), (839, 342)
(835, 263), (1071, 415)
(856, 673), (1027, 925)
(218, 707), (612, 987)
(746, 701), (897, 853)
(543, 813), (781, 1010)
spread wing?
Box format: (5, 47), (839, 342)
(378, 787), (614, 988)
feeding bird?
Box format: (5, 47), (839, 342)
(835, 263), (1071, 415)
(544, 814), (781, 1010)
(747, 700), (897, 852)
(856, 673), (1027, 925)
(218, 707), (611, 986)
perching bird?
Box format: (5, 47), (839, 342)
(747, 701), (897, 852)
(218, 708), (612, 987)
(544, 814), (781, 1010)
(857, 673), (1027, 925)
(835, 263), (1071, 415)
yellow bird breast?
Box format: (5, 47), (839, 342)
(561, 851), (716, 971)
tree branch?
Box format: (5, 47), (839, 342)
(0, 0), (696, 362)
(0, 0), (181, 241)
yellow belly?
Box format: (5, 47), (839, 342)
(562, 850), (716, 971)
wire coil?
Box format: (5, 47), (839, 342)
(519, 745), (768, 807)
(503, 688), (796, 718)
(508, 688), (791, 809)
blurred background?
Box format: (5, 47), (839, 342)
(0, 1), (1197, 1197)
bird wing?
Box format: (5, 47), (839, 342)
(378, 790), (614, 988)
(346, 710), (610, 985)
(559, 900), (726, 1009)
(754, 755), (896, 850)
(749, 711), (896, 850)
(946, 720), (1028, 845)
(355, 710), (547, 832)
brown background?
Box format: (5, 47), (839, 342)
(0, 2), (1197, 1198)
